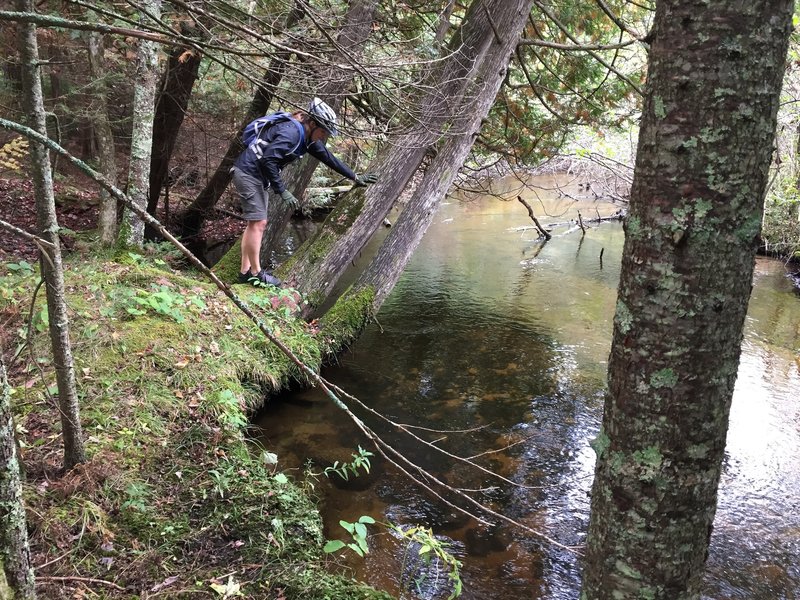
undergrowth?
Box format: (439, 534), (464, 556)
(0, 251), (390, 599)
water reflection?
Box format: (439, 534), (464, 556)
(256, 176), (800, 599)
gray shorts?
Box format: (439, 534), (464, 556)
(231, 167), (269, 221)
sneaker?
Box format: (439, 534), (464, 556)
(236, 270), (253, 284)
(249, 269), (281, 287)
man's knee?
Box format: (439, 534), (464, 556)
(246, 219), (267, 233)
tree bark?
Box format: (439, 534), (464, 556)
(118, 0), (162, 248)
(16, 0), (86, 470)
(280, 0), (504, 312)
(580, 2), (793, 599)
(145, 22), (204, 237)
(173, 3), (305, 242)
(259, 0), (378, 262)
(346, 0), (535, 315)
(0, 357), (35, 600)
(87, 28), (119, 246)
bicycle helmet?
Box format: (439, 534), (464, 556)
(308, 97), (338, 136)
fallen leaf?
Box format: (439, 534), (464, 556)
(150, 575), (180, 593)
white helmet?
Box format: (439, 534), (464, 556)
(308, 97), (338, 136)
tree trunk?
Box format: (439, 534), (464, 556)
(259, 0), (378, 262)
(0, 357), (35, 600)
(118, 0), (161, 248)
(16, 0), (86, 470)
(87, 29), (119, 246)
(173, 3), (305, 242)
(280, 0), (504, 312)
(345, 0), (534, 315)
(580, 2), (793, 599)
(145, 23), (204, 237)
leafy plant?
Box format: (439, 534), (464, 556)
(110, 284), (206, 323)
(323, 515), (376, 557)
(5, 260), (35, 275)
(391, 524), (464, 599)
(121, 481), (151, 513)
(323, 446), (374, 481)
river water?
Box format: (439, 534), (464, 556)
(256, 175), (800, 599)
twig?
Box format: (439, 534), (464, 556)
(577, 211), (586, 233)
(0, 219), (56, 248)
(36, 576), (124, 590)
(516, 196), (551, 240)
(214, 207), (246, 221)
(33, 548), (74, 571)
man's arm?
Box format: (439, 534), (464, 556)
(306, 140), (357, 181)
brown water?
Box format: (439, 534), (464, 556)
(256, 175), (800, 599)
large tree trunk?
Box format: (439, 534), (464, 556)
(280, 0), (505, 311)
(145, 23), (204, 238)
(16, 0), (86, 470)
(342, 0), (534, 317)
(580, 2), (793, 599)
(0, 357), (35, 600)
(87, 29), (119, 246)
(173, 4), (305, 242)
(118, 0), (161, 248)
(259, 0), (378, 262)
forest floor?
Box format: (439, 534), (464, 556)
(0, 173), (243, 264)
(0, 173), (391, 598)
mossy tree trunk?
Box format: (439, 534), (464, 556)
(87, 27), (119, 246)
(580, 2), (793, 599)
(340, 0), (534, 319)
(145, 22), (204, 237)
(173, 3), (305, 242)
(0, 358), (35, 600)
(16, 0), (86, 470)
(280, 0), (504, 312)
(259, 0), (378, 263)
(119, 0), (162, 248)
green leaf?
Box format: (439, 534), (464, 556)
(347, 543), (364, 557)
(339, 520), (355, 534)
(273, 473), (288, 485)
(323, 539), (346, 553)
(358, 515), (376, 524)
(419, 544), (432, 555)
(354, 522), (367, 540)
(261, 451), (278, 466)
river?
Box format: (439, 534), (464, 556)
(256, 175), (800, 599)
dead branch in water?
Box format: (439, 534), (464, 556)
(517, 196), (551, 240)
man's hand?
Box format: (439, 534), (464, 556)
(354, 173), (378, 187)
(280, 190), (300, 211)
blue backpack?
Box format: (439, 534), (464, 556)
(242, 112), (305, 158)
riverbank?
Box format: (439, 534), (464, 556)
(0, 249), (391, 599)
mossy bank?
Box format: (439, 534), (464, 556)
(0, 248), (391, 599)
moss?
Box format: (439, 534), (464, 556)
(4, 253), (391, 599)
(649, 368), (678, 389)
(615, 299), (634, 334)
(317, 285), (376, 357)
(213, 240), (243, 283)
(590, 427), (611, 458)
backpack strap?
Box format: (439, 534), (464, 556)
(250, 115), (306, 159)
